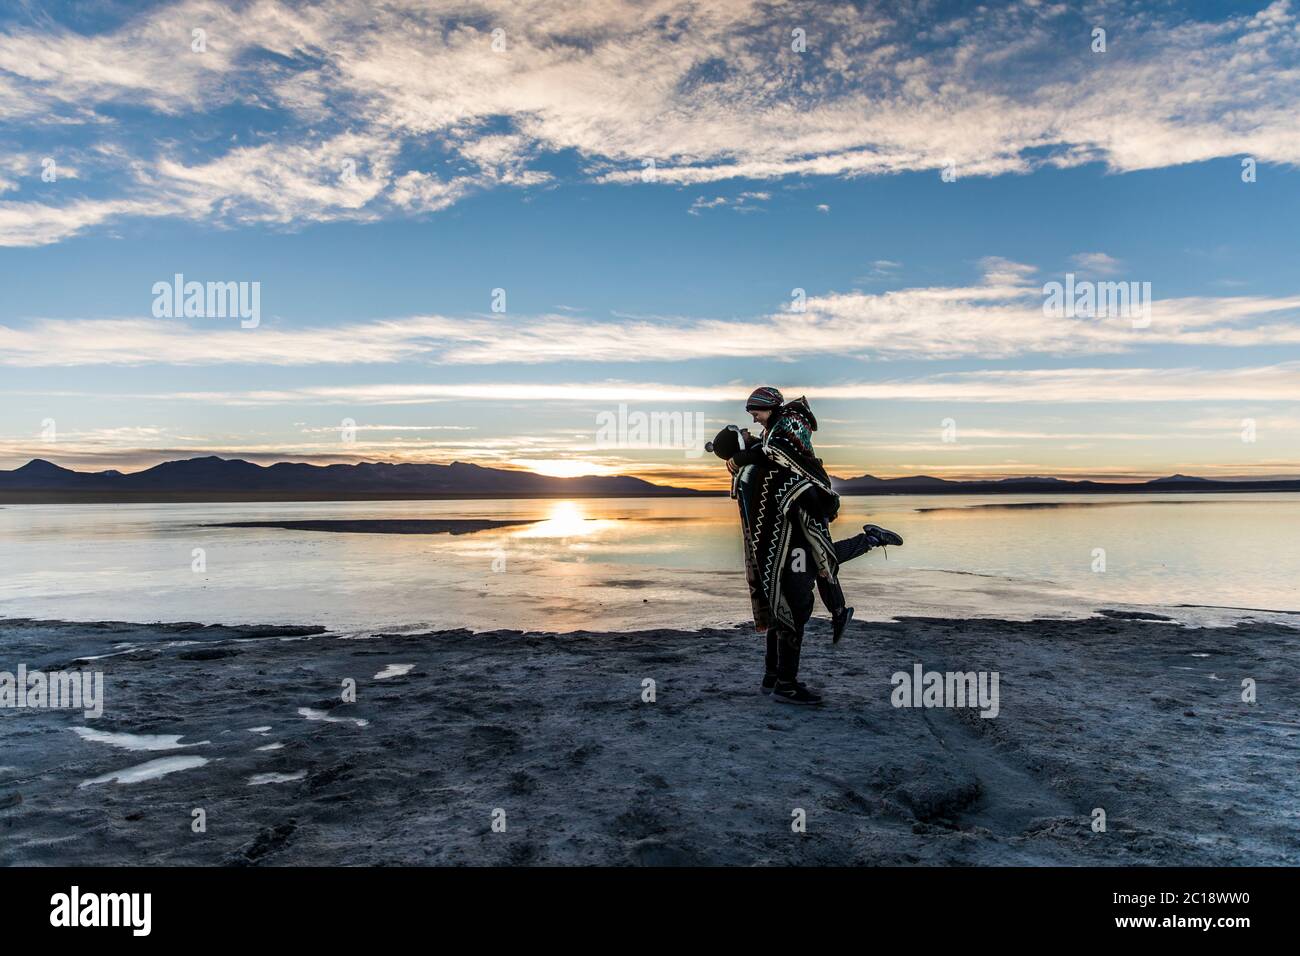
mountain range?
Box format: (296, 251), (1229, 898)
(0, 457), (697, 501)
(827, 472), (1300, 494)
(1, 457), (1297, 502)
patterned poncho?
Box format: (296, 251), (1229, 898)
(760, 397), (840, 524)
(731, 398), (842, 632)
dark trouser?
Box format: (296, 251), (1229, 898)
(764, 559), (816, 683)
(815, 531), (873, 613)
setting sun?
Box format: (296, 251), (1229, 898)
(508, 459), (617, 479)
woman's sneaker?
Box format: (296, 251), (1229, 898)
(863, 524), (904, 549)
(772, 680), (824, 705)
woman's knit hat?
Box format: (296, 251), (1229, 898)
(744, 386), (784, 412)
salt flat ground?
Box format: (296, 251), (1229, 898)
(1, 611), (1296, 866)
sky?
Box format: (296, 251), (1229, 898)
(1, 0), (1298, 490)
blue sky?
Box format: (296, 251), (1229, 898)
(2, 0), (1298, 487)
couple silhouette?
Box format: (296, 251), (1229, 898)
(706, 387), (903, 705)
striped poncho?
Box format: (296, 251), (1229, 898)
(731, 397), (842, 631)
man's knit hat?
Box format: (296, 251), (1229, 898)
(705, 426), (743, 460)
(744, 386), (784, 412)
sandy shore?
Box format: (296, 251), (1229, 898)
(1, 612), (1297, 866)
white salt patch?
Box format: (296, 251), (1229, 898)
(339, 631), (383, 641)
(248, 770), (306, 786)
(374, 663), (414, 680)
(18, 834), (82, 848)
(248, 726), (272, 735)
(255, 742), (284, 751)
(80, 755), (209, 788)
(298, 706), (369, 728)
(72, 727), (208, 751)
(75, 646), (139, 662)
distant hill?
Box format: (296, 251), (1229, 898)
(2, 457), (1297, 503)
(1146, 474), (1215, 485)
(830, 472), (1300, 495)
(0, 456), (706, 503)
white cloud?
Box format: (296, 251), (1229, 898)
(0, 0), (1296, 243)
(17, 362), (1296, 407)
(688, 192), (767, 215)
(0, 197), (171, 247)
(1071, 252), (1122, 276)
(687, 195), (727, 215)
(3, 260), (1297, 365)
(148, 132), (398, 225)
(297, 424), (475, 433)
(389, 171), (474, 213)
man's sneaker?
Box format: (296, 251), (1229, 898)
(832, 606), (854, 645)
(762, 675), (813, 695)
(864, 523), (904, 549)
(772, 680), (824, 706)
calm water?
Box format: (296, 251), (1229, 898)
(1, 494), (1297, 633)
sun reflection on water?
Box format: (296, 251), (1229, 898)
(513, 500), (614, 538)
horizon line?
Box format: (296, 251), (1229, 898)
(8, 454), (1300, 489)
